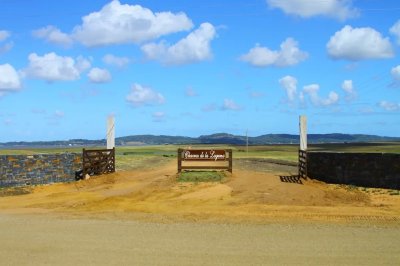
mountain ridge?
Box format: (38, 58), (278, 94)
(1, 133), (399, 147)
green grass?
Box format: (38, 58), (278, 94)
(1, 142), (399, 170)
(177, 171), (226, 183)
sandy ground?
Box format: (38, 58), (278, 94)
(1, 160), (400, 265)
(1, 213), (399, 266)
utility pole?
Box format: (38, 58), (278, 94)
(246, 129), (249, 157)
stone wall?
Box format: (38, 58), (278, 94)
(0, 153), (82, 187)
(307, 152), (400, 189)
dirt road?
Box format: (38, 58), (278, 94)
(1, 213), (399, 265)
(0, 160), (400, 265)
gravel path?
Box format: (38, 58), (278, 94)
(1, 214), (399, 265)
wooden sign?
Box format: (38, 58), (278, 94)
(178, 149), (232, 173)
(182, 149), (226, 161)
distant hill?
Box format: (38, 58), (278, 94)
(1, 133), (399, 148)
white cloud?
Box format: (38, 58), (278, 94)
(0, 30), (10, 42)
(222, 99), (241, 111)
(141, 22), (216, 65)
(303, 84), (339, 106)
(379, 101), (400, 111)
(0, 64), (22, 92)
(32, 25), (73, 47)
(279, 75), (297, 102)
(88, 67), (112, 83)
(327, 25), (394, 60)
(75, 56), (92, 72)
(391, 65), (400, 81)
(341, 79), (356, 101)
(126, 83), (165, 107)
(0, 42), (13, 54)
(23, 52), (91, 81)
(102, 54), (130, 68)
(390, 20), (400, 45)
(240, 38), (308, 67)
(152, 111), (165, 122)
(266, 0), (359, 20)
(0, 30), (13, 54)
(72, 0), (193, 47)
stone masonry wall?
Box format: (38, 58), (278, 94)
(307, 152), (400, 189)
(0, 153), (82, 187)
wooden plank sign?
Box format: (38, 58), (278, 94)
(182, 149), (226, 161)
(178, 149), (232, 173)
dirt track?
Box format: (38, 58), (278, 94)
(1, 214), (399, 266)
(0, 161), (400, 264)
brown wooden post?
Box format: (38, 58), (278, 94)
(112, 147), (116, 173)
(177, 148), (182, 173)
(228, 149), (233, 173)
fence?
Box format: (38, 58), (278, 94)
(177, 149), (233, 173)
(82, 148), (115, 176)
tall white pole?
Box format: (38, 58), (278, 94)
(246, 129), (249, 157)
(107, 116), (115, 149)
(299, 115), (307, 151)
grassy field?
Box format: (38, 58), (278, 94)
(1, 142), (400, 171)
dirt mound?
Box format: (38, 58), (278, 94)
(0, 161), (399, 224)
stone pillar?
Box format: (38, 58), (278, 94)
(107, 116), (115, 149)
(300, 115), (307, 151)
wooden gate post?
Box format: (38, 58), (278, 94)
(177, 148), (182, 173)
(228, 149), (233, 173)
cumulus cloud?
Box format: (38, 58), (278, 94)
(341, 79), (356, 101)
(141, 23), (216, 65)
(0, 64), (22, 94)
(390, 20), (400, 45)
(222, 99), (241, 111)
(327, 25), (394, 60)
(240, 38), (308, 67)
(102, 54), (130, 68)
(379, 101), (400, 111)
(23, 52), (91, 81)
(32, 25), (73, 47)
(88, 67), (112, 83)
(72, 0), (193, 47)
(279, 75), (297, 102)
(266, 0), (359, 20)
(303, 84), (339, 106)
(126, 83), (165, 107)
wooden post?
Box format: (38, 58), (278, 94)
(299, 115), (307, 151)
(177, 148), (182, 173)
(228, 149), (233, 173)
(112, 147), (116, 173)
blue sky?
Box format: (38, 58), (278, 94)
(1, 0), (400, 142)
